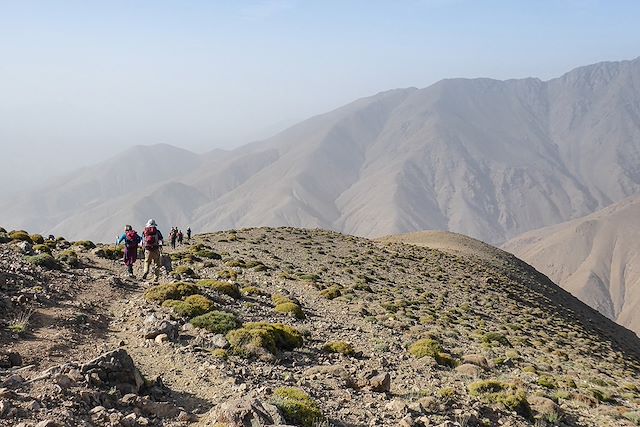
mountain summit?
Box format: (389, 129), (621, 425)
(3, 58), (640, 243)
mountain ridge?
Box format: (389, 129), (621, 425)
(3, 58), (640, 244)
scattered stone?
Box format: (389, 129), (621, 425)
(213, 397), (275, 426)
(1, 374), (24, 387)
(455, 363), (483, 377)
(80, 349), (144, 394)
(0, 351), (22, 368)
(357, 370), (391, 392)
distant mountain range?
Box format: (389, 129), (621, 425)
(3, 57), (640, 245)
(504, 195), (640, 335)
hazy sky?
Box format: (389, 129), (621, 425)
(1, 0), (639, 194)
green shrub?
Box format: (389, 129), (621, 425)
(227, 322), (303, 357)
(482, 332), (511, 346)
(322, 341), (355, 356)
(198, 279), (241, 299)
(162, 294), (215, 318)
(144, 282), (199, 303)
(172, 265), (198, 278)
(195, 249), (221, 259)
(210, 348), (228, 359)
(216, 269), (238, 280)
(57, 250), (79, 267)
(241, 286), (269, 297)
(624, 411), (640, 426)
(73, 240), (96, 249)
(272, 293), (294, 305)
(537, 375), (557, 389)
(272, 387), (323, 427)
(275, 302), (305, 319)
(9, 230), (32, 243)
(191, 310), (240, 334)
(299, 274), (320, 282)
(225, 259), (246, 268)
(25, 253), (59, 269)
(469, 380), (530, 418)
(408, 338), (456, 367)
(32, 244), (51, 254)
(30, 234), (44, 244)
(94, 245), (123, 260)
(319, 286), (341, 300)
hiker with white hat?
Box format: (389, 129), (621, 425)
(141, 219), (164, 282)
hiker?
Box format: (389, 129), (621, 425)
(169, 227), (177, 249)
(177, 230), (184, 245)
(142, 219), (164, 282)
(117, 225), (141, 277)
(186, 227), (191, 240)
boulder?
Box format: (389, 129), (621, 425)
(529, 395), (561, 418)
(357, 370), (391, 392)
(80, 349), (144, 394)
(213, 397), (276, 426)
(455, 363), (483, 378)
(462, 354), (490, 369)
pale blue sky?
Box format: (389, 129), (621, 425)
(0, 0), (639, 191)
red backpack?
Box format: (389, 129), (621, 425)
(144, 226), (159, 248)
(125, 230), (140, 248)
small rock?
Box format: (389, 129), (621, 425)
(368, 372), (391, 393)
(210, 334), (229, 349)
(35, 421), (57, 427)
(54, 374), (75, 389)
(155, 333), (169, 343)
(0, 400), (12, 418)
(89, 405), (106, 414)
(120, 413), (137, 427)
(1, 374), (24, 387)
(455, 363), (483, 378)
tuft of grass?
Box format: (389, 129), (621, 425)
(197, 280), (241, 299)
(482, 332), (510, 346)
(144, 282), (199, 303)
(30, 234), (44, 244)
(322, 341), (355, 356)
(9, 230), (32, 243)
(319, 286), (341, 300)
(241, 286), (269, 297)
(190, 310), (240, 334)
(32, 244), (51, 254)
(275, 302), (305, 319)
(408, 338), (456, 367)
(272, 387), (323, 427)
(195, 249), (221, 259)
(162, 294), (215, 318)
(57, 250), (79, 267)
(469, 380), (530, 418)
(73, 240), (96, 249)
(226, 322), (303, 358)
(172, 265), (198, 279)
(25, 253), (60, 270)
(7, 308), (34, 335)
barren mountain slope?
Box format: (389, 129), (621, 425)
(2, 226), (640, 426)
(503, 195), (640, 335)
(3, 58), (640, 243)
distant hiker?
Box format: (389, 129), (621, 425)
(186, 227), (191, 240)
(117, 225), (141, 277)
(142, 219), (164, 282)
(177, 230), (184, 245)
(169, 227), (177, 249)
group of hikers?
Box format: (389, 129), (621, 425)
(168, 226), (190, 249)
(116, 220), (191, 281)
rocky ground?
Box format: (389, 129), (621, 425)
(1, 227), (640, 427)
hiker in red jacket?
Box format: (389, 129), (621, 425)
(117, 225), (141, 277)
(141, 219), (164, 282)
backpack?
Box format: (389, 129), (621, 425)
(144, 226), (159, 248)
(125, 230), (140, 248)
